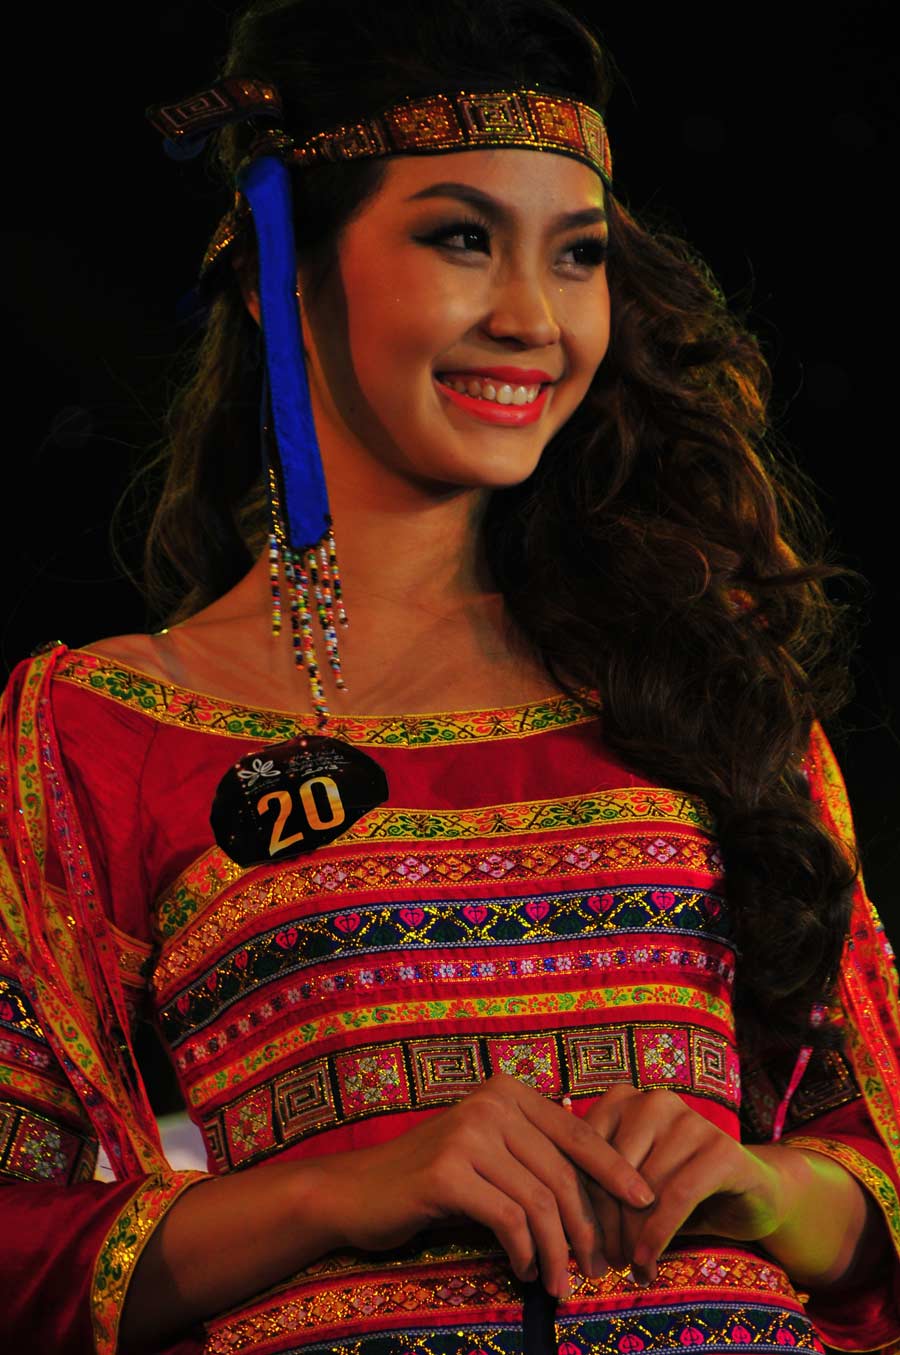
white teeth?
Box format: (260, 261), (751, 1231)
(440, 375), (544, 406)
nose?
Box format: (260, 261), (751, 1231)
(481, 266), (562, 350)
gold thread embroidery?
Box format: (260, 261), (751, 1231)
(91, 1171), (208, 1355)
(154, 829), (721, 966)
(204, 1245), (799, 1351)
(59, 649), (600, 746)
(784, 1134), (900, 1256)
(0, 1063), (83, 1119)
(346, 786), (714, 843)
(184, 984), (732, 1109)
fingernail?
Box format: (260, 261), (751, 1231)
(628, 1267), (651, 1289)
(629, 1181), (655, 1208)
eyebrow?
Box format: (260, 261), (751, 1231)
(405, 181), (607, 232)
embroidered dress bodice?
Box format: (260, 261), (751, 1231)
(2, 645), (900, 1355)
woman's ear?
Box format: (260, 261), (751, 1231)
(232, 255), (306, 328)
(232, 253), (261, 326)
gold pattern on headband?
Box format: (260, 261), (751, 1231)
(285, 89), (612, 183)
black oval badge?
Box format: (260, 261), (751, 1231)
(210, 736), (389, 868)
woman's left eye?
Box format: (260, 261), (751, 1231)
(561, 236), (610, 269)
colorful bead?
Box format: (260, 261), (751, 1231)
(268, 533), (282, 636)
(269, 528), (344, 725)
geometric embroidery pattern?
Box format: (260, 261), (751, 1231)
(275, 1064), (338, 1138)
(0, 1099), (96, 1184)
(202, 1024), (740, 1169)
(410, 1037), (484, 1103)
(202, 1117), (227, 1173)
(154, 839), (725, 959)
(222, 1086), (275, 1168)
(333, 1046), (410, 1116)
(636, 1027), (691, 1087)
(741, 1045), (861, 1143)
(693, 1030), (734, 1098)
(487, 1034), (560, 1094)
(185, 985), (733, 1111)
(565, 1028), (633, 1090)
(556, 1305), (820, 1352)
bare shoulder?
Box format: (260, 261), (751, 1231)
(82, 633), (174, 683)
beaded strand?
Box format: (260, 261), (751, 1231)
(267, 469), (347, 724)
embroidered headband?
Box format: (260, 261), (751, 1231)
(148, 77), (613, 276)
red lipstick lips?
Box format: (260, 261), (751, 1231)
(436, 378), (550, 426)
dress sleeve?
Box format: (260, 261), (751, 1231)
(0, 646), (206, 1355)
(742, 721), (900, 1352)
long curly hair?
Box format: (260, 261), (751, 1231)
(134, 0), (858, 1053)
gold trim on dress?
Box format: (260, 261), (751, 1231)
(59, 646), (602, 746)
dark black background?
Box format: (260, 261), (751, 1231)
(3, 1), (897, 935)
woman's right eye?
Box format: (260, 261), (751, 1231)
(417, 219), (491, 255)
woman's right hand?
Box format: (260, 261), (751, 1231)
(319, 1073), (655, 1298)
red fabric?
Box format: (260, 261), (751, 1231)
(1, 644), (899, 1353)
(0, 1178), (156, 1354)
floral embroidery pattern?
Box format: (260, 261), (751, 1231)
(91, 1171), (207, 1355)
(350, 787), (715, 843)
(784, 1135), (900, 1255)
(202, 1246), (809, 1354)
(156, 889), (735, 1042)
(556, 1308), (820, 1352)
(154, 833), (723, 975)
(58, 649), (600, 745)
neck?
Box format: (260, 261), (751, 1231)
(204, 474), (536, 711)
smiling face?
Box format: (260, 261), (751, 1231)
(297, 148), (611, 501)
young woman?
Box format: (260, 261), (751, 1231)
(2, 2), (898, 1353)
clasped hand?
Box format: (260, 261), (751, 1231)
(325, 1074), (785, 1300)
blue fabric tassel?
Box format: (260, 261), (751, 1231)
(237, 155), (330, 552)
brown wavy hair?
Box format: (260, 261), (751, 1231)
(133, 0), (858, 1053)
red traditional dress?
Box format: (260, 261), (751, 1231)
(1, 643), (899, 1355)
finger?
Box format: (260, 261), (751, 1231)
(581, 1082), (646, 1139)
(474, 1147), (576, 1298)
(522, 1090), (655, 1210)
(613, 1123), (706, 1277)
(630, 1148), (726, 1279)
(583, 1088), (659, 1273)
(503, 1117), (608, 1283)
(451, 1167), (539, 1282)
(585, 1176), (624, 1271)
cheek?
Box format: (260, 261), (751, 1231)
(346, 283), (477, 395)
(343, 252), (480, 382)
(566, 278), (612, 383)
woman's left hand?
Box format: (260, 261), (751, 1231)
(579, 1084), (785, 1286)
